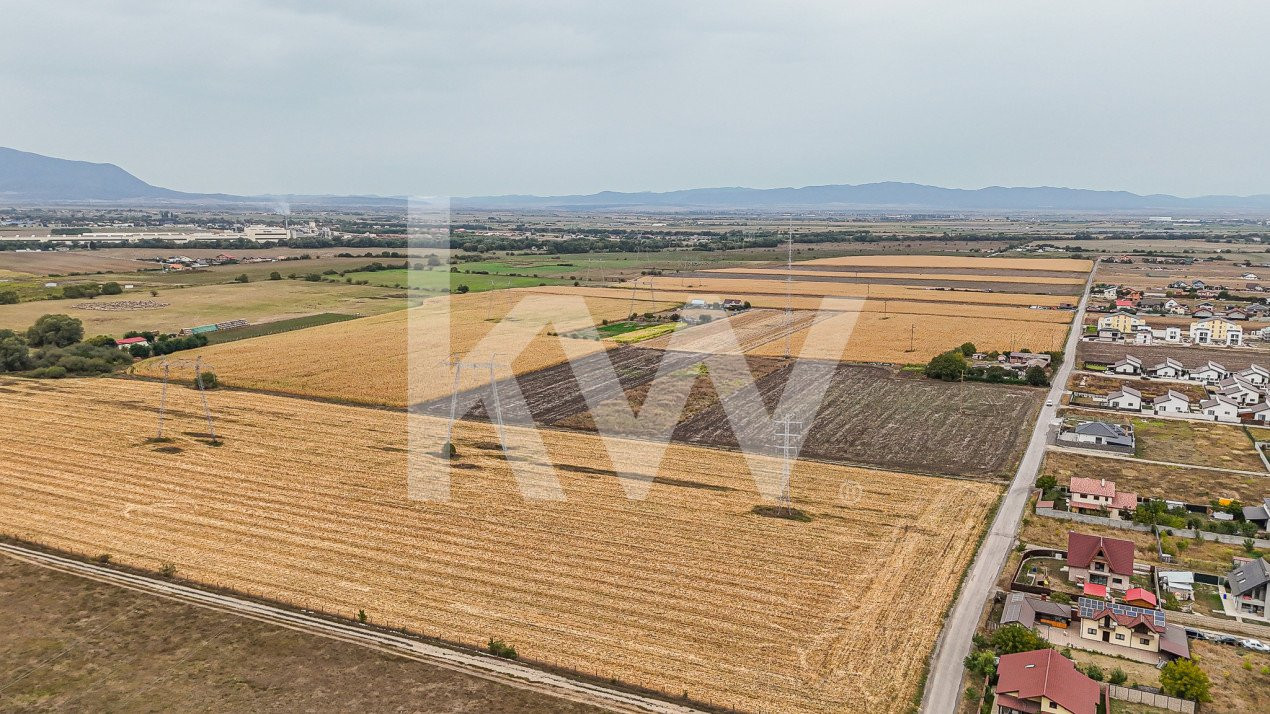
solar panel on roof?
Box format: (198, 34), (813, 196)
(1077, 597), (1165, 627)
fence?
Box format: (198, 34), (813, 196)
(1107, 685), (1196, 713)
(1035, 507), (1270, 549)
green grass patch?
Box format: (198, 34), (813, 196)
(592, 321), (652, 338)
(203, 313), (361, 344)
(343, 269), (571, 293)
(611, 322), (679, 343)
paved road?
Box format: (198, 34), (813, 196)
(0, 541), (702, 714)
(920, 268), (1095, 713)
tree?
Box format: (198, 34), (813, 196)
(455, 284), (470, 294)
(1081, 663), (1104, 681)
(0, 290), (18, 305)
(234, 273), (250, 283)
(924, 350), (966, 381)
(989, 624), (1050, 655)
(959, 342), (976, 357)
(269, 271), (282, 280)
(1024, 365), (1049, 387)
(963, 649), (997, 678)
(1036, 474), (1057, 492)
(128, 343), (153, 359)
(26, 314), (84, 347)
(84, 335), (116, 347)
(1109, 667), (1128, 685)
(101, 282), (123, 295)
(0, 329), (30, 372)
(1159, 658), (1211, 702)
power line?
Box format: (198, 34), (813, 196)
(774, 413), (802, 514)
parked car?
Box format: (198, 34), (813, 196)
(1239, 638), (1270, 652)
(1184, 628), (1203, 640)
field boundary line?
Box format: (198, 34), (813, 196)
(0, 540), (705, 714)
(1046, 444), (1270, 476)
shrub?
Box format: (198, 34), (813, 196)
(488, 638), (518, 660)
(159, 562), (177, 578)
(269, 271), (282, 280)
(357, 609), (368, 623)
(234, 273), (249, 283)
(129, 343), (153, 359)
(197, 371), (219, 389)
(959, 342), (976, 357)
(1159, 658), (1212, 702)
(101, 282), (123, 295)
(0, 290), (18, 305)
(96, 553), (112, 564)
(0, 329), (31, 372)
(1081, 663), (1104, 681)
(1109, 667), (1127, 685)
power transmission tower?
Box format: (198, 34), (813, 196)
(155, 356), (217, 442)
(784, 218), (794, 360)
(774, 413), (803, 514)
(442, 354), (511, 455)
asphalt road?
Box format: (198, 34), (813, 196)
(920, 268), (1096, 713)
(0, 541), (702, 714)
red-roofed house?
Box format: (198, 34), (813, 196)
(114, 336), (150, 350)
(1067, 531), (1135, 592)
(1068, 477), (1138, 520)
(1082, 582), (1107, 599)
(1125, 588), (1158, 608)
(993, 649), (1103, 714)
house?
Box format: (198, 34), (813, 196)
(1125, 289), (1143, 300)
(999, 592), (1073, 629)
(1249, 403), (1270, 424)
(1067, 531), (1135, 591)
(1137, 297), (1168, 312)
(1242, 498), (1270, 531)
(1199, 394), (1241, 423)
(1109, 355), (1143, 374)
(1191, 308), (1214, 319)
(1057, 421), (1136, 453)
(993, 649), (1103, 714)
(1243, 272), (1259, 280)
(1192, 280), (1207, 289)
(1124, 587), (1158, 609)
(1007, 352), (1051, 368)
(1096, 328), (1123, 341)
(722, 299), (745, 310)
(1134, 327), (1154, 345)
(1238, 364), (1270, 385)
(1190, 317), (1243, 346)
(1147, 358), (1186, 378)
(1114, 298), (1135, 309)
(1217, 377), (1262, 406)
(114, 336), (149, 350)
(1105, 385), (1142, 411)
(1097, 286), (1118, 300)
(1097, 312), (1142, 333)
(1168, 280), (1189, 289)
(1197, 288), (1221, 298)
(1226, 557), (1270, 619)
(1158, 571), (1195, 602)
(1069, 477), (1138, 519)
(1151, 390), (1191, 415)
(1190, 361), (1229, 384)
(1227, 308), (1249, 321)
(1077, 597), (1190, 659)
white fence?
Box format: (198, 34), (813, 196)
(1108, 685), (1196, 713)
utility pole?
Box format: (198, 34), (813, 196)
(155, 357), (217, 442)
(775, 413), (802, 514)
(442, 354), (511, 455)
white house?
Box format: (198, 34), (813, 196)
(1217, 377), (1263, 406)
(1250, 403), (1270, 424)
(1147, 358), (1186, 379)
(1152, 390), (1191, 415)
(1106, 385), (1143, 411)
(1200, 394), (1241, 422)
(1239, 364), (1270, 385)
(1110, 355), (1143, 375)
(1162, 326), (1182, 342)
(1190, 361), (1229, 384)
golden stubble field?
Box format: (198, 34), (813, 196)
(0, 378), (1000, 714)
(631, 275), (1074, 307)
(707, 267), (1086, 285)
(796, 255), (1095, 272)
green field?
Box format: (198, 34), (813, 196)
(343, 268), (572, 292)
(203, 313), (362, 344)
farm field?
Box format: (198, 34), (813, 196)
(203, 312), (361, 344)
(0, 280), (406, 336)
(796, 255), (1095, 272)
(691, 270), (1083, 296)
(1039, 450), (1268, 504)
(0, 555), (598, 714)
(632, 275), (1075, 307)
(706, 267), (1086, 285)
(1061, 408), (1267, 471)
(134, 290), (680, 406)
(0, 247), (402, 277)
(425, 351), (1044, 480)
(1077, 341), (1270, 373)
(345, 267), (573, 292)
(1067, 372), (1208, 401)
(0, 377), (1001, 714)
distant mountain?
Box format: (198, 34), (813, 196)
(459, 182), (1270, 212)
(3, 146), (1269, 213)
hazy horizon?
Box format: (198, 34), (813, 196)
(3, 1), (1268, 198)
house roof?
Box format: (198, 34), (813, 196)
(1078, 597), (1166, 633)
(1160, 624), (1191, 658)
(1068, 531), (1135, 575)
(1227, 557), (1270, 598)
(1200, 394), (1240, 410)
(1070, 477), (1115, 498)
(1124, 587), (1158, 608)
(1241, 498), (1270, 521)
(1001, 592), (1073, 628)
(996, 649), (1101, 714)
(1150, 358), (1184, 371)
(1111, 491), (1138, 510)
(115, 336), (148, 345)
(1083, 582), (1108, 598)
(1112, 355), (1142, 367)
(1070, 421), (1134, 446)
(1109, 385), (1141, 399)
(1152, 390), (1190, 406)
(1159, 571), (1195, 590)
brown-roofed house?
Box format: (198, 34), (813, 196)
(993, 648), (1103, 714)
(1067, 531), (1135, 592)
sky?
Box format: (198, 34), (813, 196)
(2, 1), (1268, 198)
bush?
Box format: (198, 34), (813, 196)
(0, 329), (31, 372)
(101, 282), (123, 295)
(455, 284), (470, 294)
(197, 371), (219, 389)
(357, 609), (368, 623)
(269, 271), (282, 280)
(129, 343), (153, 359)
(1109, 667), (1127, 685)
(1159, 658), (1212, 702)
(234, 273), (249, 283)
(1036, 474), (1057, 492)
(1081, 663), (1104, 681)
(925, 350), (967, 381)
(488, 638), (518, 660)
(0, 290), (18, 305)
(159, 563), (177, 578)
(959, 342), (976, 357)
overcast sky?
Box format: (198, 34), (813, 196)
(2, 1), (1268, 198)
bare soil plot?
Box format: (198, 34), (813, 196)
(747, 311), (1071, 363)
(1067, 372), (1208, 401)
(0, 555), (600, 714)
(796, 255), (1095, 272)
(1040, 449), (1268, 503)
(1078, 341), (1270, 373)
(0, 378), (1000, 714)
(0, 251), (150, 275)
(1190, 640), (1270, 714)
(133, 290), (679, 407)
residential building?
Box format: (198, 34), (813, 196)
(1151, 390), (1190, 415)
(1056, 421), (1135, 453)
(1067, 531), (1134, 592)
(999, 592), (1073, 630)
(1226, 557), (1270, 619)
(114, 336), (149, 350)
(1249, 403), (1270, 424)
(1147, 358), (1186, 378)
(1007, 352), (1051, 368)
(1190, 317), (1243, 346)
(1109, 355), (1142, 374)
(1199, 394), (1240, 423)
(993, 649), (1103, 714)
(1097, 312), (1142, 333)
(1124, 587), (1158, 608)
(1104, 385), (1142, 411)
(1218, 377), (1263, 406)
(1069, 477), (1138, 519)
(1158, 571), (1195, 602)
(1242, 498), (1270, 531)
(1190, 361), (1229, 383)
(1238, 364), (1270, 385)
(1076, 597), (1189, 659)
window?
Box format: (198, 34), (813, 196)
(1087, 628), (1096, 635)
(1049, 702), (1058, 709)
(1115, 634), (1125, 641)
(1141, 638), (1150, 645)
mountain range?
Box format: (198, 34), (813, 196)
(3, 146), (1269, 213)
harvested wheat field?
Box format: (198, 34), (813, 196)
(706, 267), (1086, 285)
(796, 255), (1094, 272)
(0, 378), (999, 714)
(631, 276), (1073, 307)
(746, 311), (1071, 363)
(133, 290), (678, 406)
